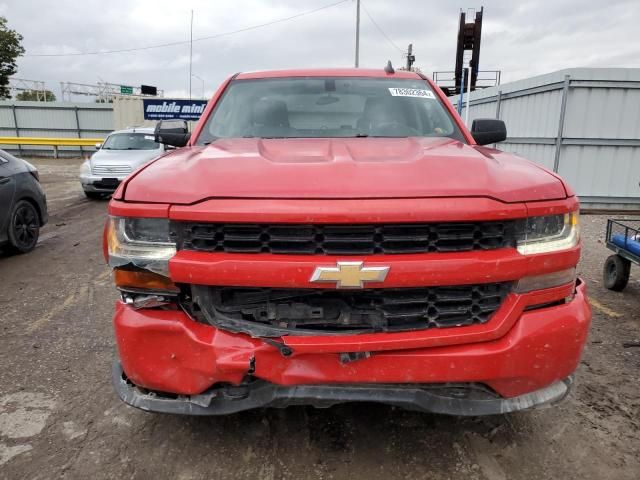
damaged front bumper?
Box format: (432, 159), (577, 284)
(111, 281), (590, 415)
(112, 361), (574, 416)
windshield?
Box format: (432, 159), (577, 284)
(196, 77), (464, 144)
(102, 133), (160, 150)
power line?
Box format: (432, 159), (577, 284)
(24, 0), (350, 57)
(361, 2), (404, 54)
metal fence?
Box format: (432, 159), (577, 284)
(0, 101), (113, 157)
(456, 68), (640, 210)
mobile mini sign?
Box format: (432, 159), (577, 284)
(143, 99), (208, 121)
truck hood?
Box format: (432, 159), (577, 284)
(121, 137), (567, 204)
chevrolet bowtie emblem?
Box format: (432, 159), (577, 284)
(310, 261), (390, 289)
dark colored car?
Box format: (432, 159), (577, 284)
(0, 150), (48, 254)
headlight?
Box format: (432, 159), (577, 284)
(515, 211), (579, 255)
(80, 160), (91, 176)
(106, 217), (176, 276)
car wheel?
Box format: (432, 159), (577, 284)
(84, 191), (104, 200)
(7, 200), (40, 254)
(603, 254), (630, 291)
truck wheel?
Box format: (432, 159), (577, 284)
(7, 200), (40, 254)
(603, 254), (630, 291)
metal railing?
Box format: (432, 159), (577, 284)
(0, 136), (104, 158)
(432, 70), (502, 95)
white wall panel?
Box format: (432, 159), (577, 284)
(452, 68), (640, 207)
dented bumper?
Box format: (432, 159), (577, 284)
(112, 281), (590, 414)
(112, 361), (574, 416)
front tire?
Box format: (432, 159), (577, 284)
(7, 200), (40, 254)
(603, 254), (630, 291)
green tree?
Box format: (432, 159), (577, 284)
(16, 89), (56, 101)
(0, 17), (25, 99)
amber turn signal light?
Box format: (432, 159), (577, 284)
(113, 268), (180, 293)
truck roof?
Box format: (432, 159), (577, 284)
(235, 68), (423, 80)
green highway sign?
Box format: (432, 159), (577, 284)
(120, 85), (133, 95)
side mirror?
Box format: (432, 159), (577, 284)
(154, 120), (191, 148)
(95, 142), (102, 149)
(470, 119), (507, 145)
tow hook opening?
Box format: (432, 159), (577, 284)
(247, 357), (256, 375)
(340, 352), (371, 364)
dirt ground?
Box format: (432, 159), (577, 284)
(0, 157), (638, 480)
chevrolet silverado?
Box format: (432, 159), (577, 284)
(105, 68), (591, 415)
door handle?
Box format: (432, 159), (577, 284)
(0, 177), (10, 185)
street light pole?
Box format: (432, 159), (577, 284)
(354, 0), (360, 67)
(192, 74), (205, 99)
(189, 9), (193, 100)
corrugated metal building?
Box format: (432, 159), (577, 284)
(112, 96), (155, 130)
(456, 68), (640, 209)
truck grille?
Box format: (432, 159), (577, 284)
(188, 283), (512, 334)
(91, 164), (132, 175)
(173, 221), (516, 255)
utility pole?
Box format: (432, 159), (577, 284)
(354, 0), (360, 68)
(192, 74), (205, 99)
(189, 10), (193, 100)
(405, 44), (415, 71)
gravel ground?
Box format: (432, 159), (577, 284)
(0, 157), (638, 480)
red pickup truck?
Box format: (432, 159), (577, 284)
(105, 68), (590, 416)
